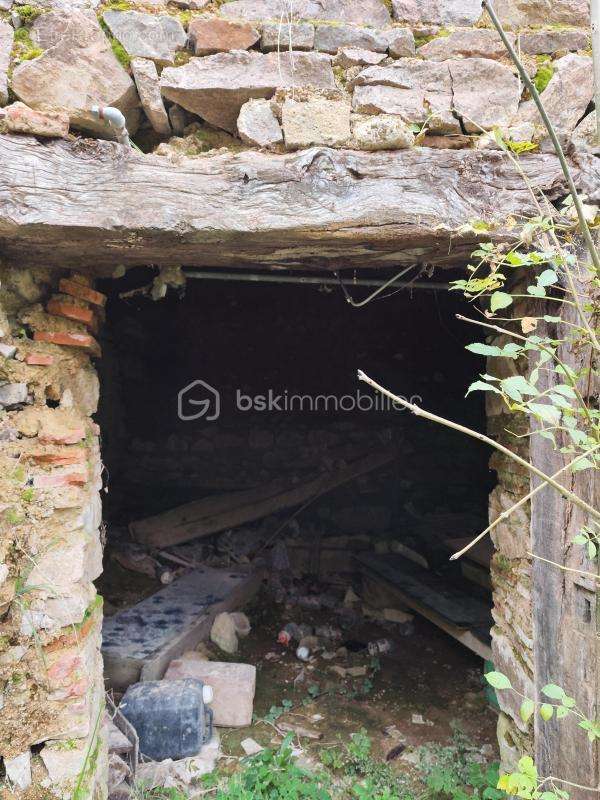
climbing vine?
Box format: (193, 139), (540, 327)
(359, 2), (600, 797)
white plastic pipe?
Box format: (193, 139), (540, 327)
(91, 105), (130, 146)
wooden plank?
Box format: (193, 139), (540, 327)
(358, 553), (492, 627)
(102, 566), (261, 692)
(530, 263), (599, 799)
(1, 136), (598, 273)
(360, 570), (492, 661)
(130, 449), (395, 548)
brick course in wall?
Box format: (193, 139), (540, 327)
(0, 267), (108, 799)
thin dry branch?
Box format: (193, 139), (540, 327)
(357, 370), (600, 522)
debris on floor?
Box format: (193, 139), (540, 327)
(129, 447), (396, 548)
(102, 566), (261, 690)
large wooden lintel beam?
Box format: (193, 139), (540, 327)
(0, 134), (597, 273)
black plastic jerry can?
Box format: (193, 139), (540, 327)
(119, 678), (214, 762)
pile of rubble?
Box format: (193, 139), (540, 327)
(0, 0), (596, 154)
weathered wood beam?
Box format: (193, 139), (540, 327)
(0, 134), (597, 273)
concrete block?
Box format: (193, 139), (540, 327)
(102, 567), (261, 691)
(165, 657), (256, 727)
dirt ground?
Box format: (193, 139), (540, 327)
(99, 567), (498, 776)
(215, 592), (498, 764)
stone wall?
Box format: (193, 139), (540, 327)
(0, 268), (107, 798)
(486, 293), (536, 770)
(0, 0), (595, 155)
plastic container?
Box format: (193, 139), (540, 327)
(119, 679), (213, 762)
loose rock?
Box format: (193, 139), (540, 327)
(419, 29), (512, 61)
(135, 731), (220, 789)
(352, 113), (414, 150)
(314, 23), (388, 54)
(0, 342), (16, 358)
(108, 754), (132, 792)
(334, 47), (387, 68)
(385, 27), (416, 58)
(210, 611), (238, 653)
(0, 20), (12, 107)
(572, 112), (599, 151)
(5, 751), (32, 791)
(11, 11), (139, 136)
(40, 742), (88, 784)
(0, 382), (28, 408)
(189, 18), (260, 56)
(160, 50), (335, 133)
(518, 29), (589, 55)
(351, 59), (457, 132)
(131, 58), (171, 136)
(392, 0), (483, 26)
(492, 0), (589, 28)
(229, 611), (251, 638)
(518, 53), (594, 137)
(449, 58), (520, 132)
(221, 0), (390, 26)
(282, 96), (351, 149)
(260, 22), (315, 52)
(0, 102), (70, 138)
(241, 737), (263, 755)
(103, 11), (187, 66)
(237, 98), (283, 148)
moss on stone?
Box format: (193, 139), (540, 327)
(173, 49), (193, 66)
(16, 4), (43, 23)
(99, 17), (131, 68)
(110, 37), (131, 67)
(11, 27), (43, 64)
(533, 54), (554, 93)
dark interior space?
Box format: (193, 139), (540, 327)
(97, 270), (492, 531)
(94, 269), (499, 766)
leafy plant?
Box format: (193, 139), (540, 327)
(211, 735), (332, 800)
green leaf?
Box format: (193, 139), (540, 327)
(501, 376), (538, 401)
(466, 343), (503, 357)
(528, 284), (546, 297)
(556, 705), (570, 719)
(538, 268), (558, 287)
(573, 458), (595, 472)
(542, 683), (565, 701)
(502, 343), (522, 358)
(540, 703), (554, 721)
(553, 384), (577, 399)
(485, 671), (512, 690)
(528, 402), (561, 425)
(490, 291), (513, 312)
(520, 699), (535, 724)
(543, 315), (562, 323)
(466, 381), (502, 396)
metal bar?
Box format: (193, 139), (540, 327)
(183, 270), (449, 291)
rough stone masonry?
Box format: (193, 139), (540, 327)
(0, 0), (596, 795)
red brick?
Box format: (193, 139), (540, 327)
(47, 299), (94, 326)
(60, 278), (105, 306)
(25, 353), (55, 366)
(39, 429), (86, 445)
(33, 331), (96, 350)
(29, 450), (86, 466)
(70, 273), (93, 288)
(33, 471), (88, 489)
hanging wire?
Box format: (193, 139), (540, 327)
(335, 265), (420, 308)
